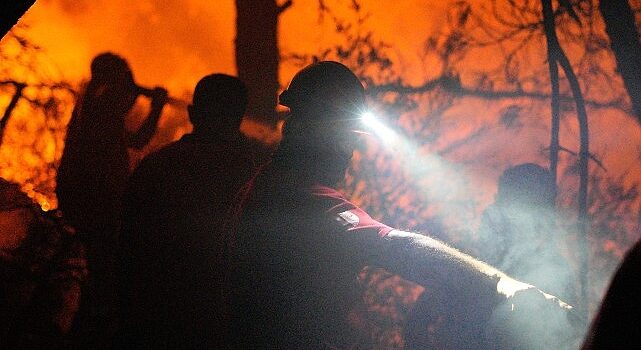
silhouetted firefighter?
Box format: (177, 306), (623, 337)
(226, 61), (579, 349)
(118, 74), (258, 348)
(582, 239), (641, 349)
(55, 52), (167, 348)
(476, 163), (576, 304)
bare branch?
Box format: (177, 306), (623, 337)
(0, 80), (77, 95)
(367, 77), (448, 95)
(543, 145), (607, 172)
(367, 76), (629, 112)
(0, 83), (25, 144)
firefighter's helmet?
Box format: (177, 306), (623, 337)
(279, 61), (365, 120)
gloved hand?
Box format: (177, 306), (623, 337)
(149, 87), (168, 110)
(488, 276), (580, 350)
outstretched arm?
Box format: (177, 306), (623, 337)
(374, 230), (578, 348)
(378, 230), (535, 305)
(127, 87), (168, 149)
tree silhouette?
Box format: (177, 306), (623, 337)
(404, 0), (637, 316)
(1, 1), (639, 346)
(541, 0), (590, 320)
(599, 0), (641, 124)
(286, 1), (640, 344)
(0, 30), (76, 209)
(235, 0), (292, 129)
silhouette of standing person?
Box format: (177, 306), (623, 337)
(118, 74), (257, 348)
(55, 52), (167, 348)
(226, 62), (575, 349)
(407, 164), (578, 348)
(582, 239), (641, 349)
(476, 163), (576, 303)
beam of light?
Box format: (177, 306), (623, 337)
(382, 131), (470, 211)
(357, 110), (582, 347)
(357, 109), (471, 208)
(362, 126), (581, 347)
(366, 117), (575, 302)
(360, 111), (397, 144)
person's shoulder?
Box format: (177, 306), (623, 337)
(626, 240), (641, 260)
(307, 184), (393, 237)
(236, 133), (273, 157)
(306, 185), (357, 216)
(129, 141), (189, 186)
(613, 239), (641, 285)
(138, 138), (190, 168)
(306, 184), (348, 201)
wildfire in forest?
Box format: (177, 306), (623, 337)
(2, 1), (641, 335)
(0, 0), (444, 205)
(1, 1), (639, 221)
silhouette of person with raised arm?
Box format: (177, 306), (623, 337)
(118, 74), (257, 348)
(476, 163), (576, 304)
(55, 52), (167, 348)
(226, 61), (576, 349)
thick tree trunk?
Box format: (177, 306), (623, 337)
(235, 0), (288, 129)
(599, 0), (641, 124)
(0, 0), (35, 39)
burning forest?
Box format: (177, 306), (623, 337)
(1, 0), (640, 348)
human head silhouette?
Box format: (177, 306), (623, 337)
(279, 61), (365, 118)
(90, 52), (135, 88)
(496, 163), (556, 208)
(187, 74), (248, 136)
(279, 61), (366, 164)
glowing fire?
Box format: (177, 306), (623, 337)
(1, 1), (640, 346)
(0, 1), (638, 226)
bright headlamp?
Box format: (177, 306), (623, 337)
(359, 110), (397, 143)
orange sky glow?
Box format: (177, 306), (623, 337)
(1, 0), (639, 229)
(17, 0), (444, 95)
